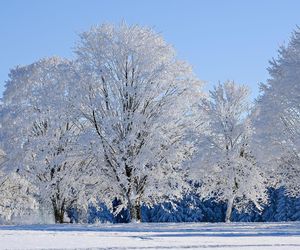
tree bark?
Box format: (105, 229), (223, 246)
(52, 200), (65, 223)
(129, 199), (141, 223)
(225, 196), (235, 222)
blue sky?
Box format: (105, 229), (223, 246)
(0, 0), (299, 100)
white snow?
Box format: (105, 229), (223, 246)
(1, 222), (300, 249)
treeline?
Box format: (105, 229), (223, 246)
(0, 23), (299, 224)
(81, 187), (300, 223)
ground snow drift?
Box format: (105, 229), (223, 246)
(0, 222), (300, 249)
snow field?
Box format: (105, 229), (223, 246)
(1, 222), (300, 249)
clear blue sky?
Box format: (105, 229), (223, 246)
(1, 0), (299, 100)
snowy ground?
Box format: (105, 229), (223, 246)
(1, 222), (300, 249)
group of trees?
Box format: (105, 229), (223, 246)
(0, 23), (299, 224)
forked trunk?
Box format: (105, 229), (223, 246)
(52, 200), (65, 223)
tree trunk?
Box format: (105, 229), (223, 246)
(225, 196), (235, 222)
(129, 200), (141, 223)
(52, 200), (65, 223)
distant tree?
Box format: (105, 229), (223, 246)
(193, 81), (269, 222)
(72, 23), (204, 222)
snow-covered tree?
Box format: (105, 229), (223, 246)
(253, 28), (300, 196)
(0, 149), (37, 222)
(1, 57), (88, 223)
(0, 171), (38, 223)
(71, 23), (203, 222)
(192, 81), (269, 222)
